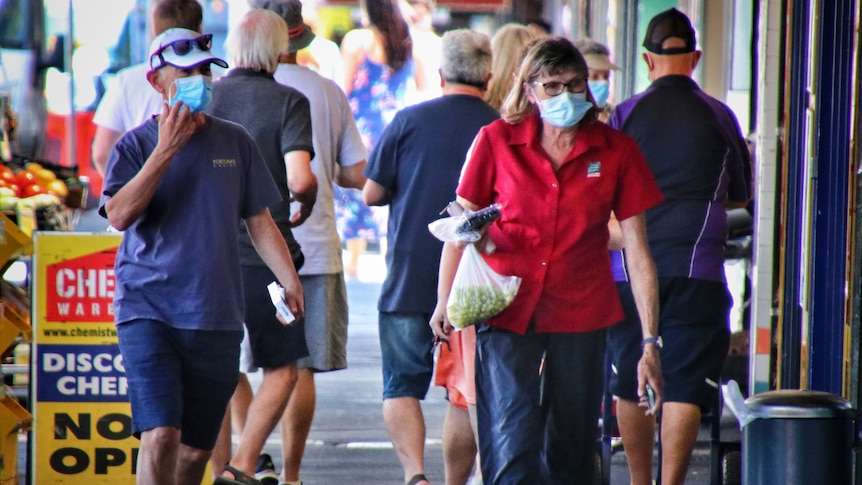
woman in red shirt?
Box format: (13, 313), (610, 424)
(430, 37), (664, 483)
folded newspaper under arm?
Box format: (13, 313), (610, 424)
(267, 281), (296, 324)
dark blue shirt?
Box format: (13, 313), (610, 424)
(364, 94), (499, 313)
(609, 75), (751, 282)
(100, 116), (281, 330)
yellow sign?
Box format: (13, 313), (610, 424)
(31, 233), (212, 483)
(32, 232), (120, 345)
(33, 402), (138, 481)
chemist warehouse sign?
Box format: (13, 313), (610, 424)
(29, 232), (132, 483)
(31, 233), (214, 483)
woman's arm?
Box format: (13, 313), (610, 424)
(340, 29), (366, 95)
(429, 197), (481, 338)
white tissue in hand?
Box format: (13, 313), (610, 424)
(267, 281), (295, 324)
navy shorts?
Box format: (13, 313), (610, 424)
(378, 312), (434, 400)
(117, 319), (242, 450)
(608, 278), (731, 409)
(242, 264), (309, 369)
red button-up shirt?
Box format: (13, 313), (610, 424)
(458, 114), (663, 334)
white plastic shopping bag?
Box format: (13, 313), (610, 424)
(446, 243), (521, 329)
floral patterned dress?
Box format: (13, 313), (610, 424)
(335, 55), (414, 241)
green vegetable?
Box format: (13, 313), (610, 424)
(447, 284), (517, 329)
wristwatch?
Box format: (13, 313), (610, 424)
(641, 336), (663, 349)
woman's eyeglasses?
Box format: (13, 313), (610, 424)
(151, 34), (213, 68)
(530, 77), (587, 96)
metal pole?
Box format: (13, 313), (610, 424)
(66, 0), (76, 169)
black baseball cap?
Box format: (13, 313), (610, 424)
(642, 8), (696, 55)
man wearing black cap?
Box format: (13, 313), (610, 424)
(606, 8), (751, 485)
(100, 27), (305, 485)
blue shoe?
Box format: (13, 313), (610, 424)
(254, 454), (279, 485)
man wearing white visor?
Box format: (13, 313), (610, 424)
(99, 28), (305, 485)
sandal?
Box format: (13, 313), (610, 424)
(406, 473), (429, 485)
(214, 464), (261, 485)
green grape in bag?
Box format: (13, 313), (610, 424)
(447, 243), (521, 329)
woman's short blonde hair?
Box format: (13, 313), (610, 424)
(226, 9), (288, 73)
(500, 36), (598, 125)
(485, 23), (544, 111)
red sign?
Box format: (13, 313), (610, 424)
(45, 249), (117, 323)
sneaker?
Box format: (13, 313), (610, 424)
(254, 453), (279, 485)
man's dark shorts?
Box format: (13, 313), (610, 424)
(608, 278), (731, 409)
(117, 319), (242, 450)
(242, 264), (309, 370)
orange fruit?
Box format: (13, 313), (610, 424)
(45, 179), (68, 198)
(24, 162), (44, 173)
(34, 168), (56, 186)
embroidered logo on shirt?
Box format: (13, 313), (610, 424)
(213, 159), (236, 168)
(587, 161), (601, 178)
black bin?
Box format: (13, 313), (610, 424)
(742, 389), (856, 484)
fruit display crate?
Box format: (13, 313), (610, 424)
(2, 156), (89, 232)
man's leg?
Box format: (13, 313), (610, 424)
(281, 368), (315, 483)
(211, 373), (254, 479)
(176, 443), (214, 484)
(137, 427), (181, 485)
(378, 312), (434, 485)
(442, 402), (476, 485)
(615, 398), (656, 485)
(658, 402), (701, 485)
(655, 279), (731, 485)
(383, 396), (428, 484)
(222, 363), (299, 476)
(608, 283), (656, 485)
(232, 373), (254, 434)
(211, 402), (234, 480)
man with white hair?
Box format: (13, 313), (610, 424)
(206, 9), (317, 485)
(364, 29), (498, 485)
(100, 26), (304, 485)
(252, 1), (368, 484)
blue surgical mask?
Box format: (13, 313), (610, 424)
(538, 91), (593, 128)
(169, 75), (212, 113)
(588, 80), (610, 107)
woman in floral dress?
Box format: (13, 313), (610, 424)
(336, 0), (430, 277)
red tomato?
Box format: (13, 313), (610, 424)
(0, 167), (15, 185)
(15, 170), (36, 188)
(21, 184), (47, 198)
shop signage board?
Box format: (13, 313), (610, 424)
(29, 232), (214, 483)
(30, 232), (130, 483)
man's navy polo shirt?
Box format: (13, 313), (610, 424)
(609, 75), (751, 282)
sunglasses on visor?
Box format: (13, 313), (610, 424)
(150, 34), (213, 68)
